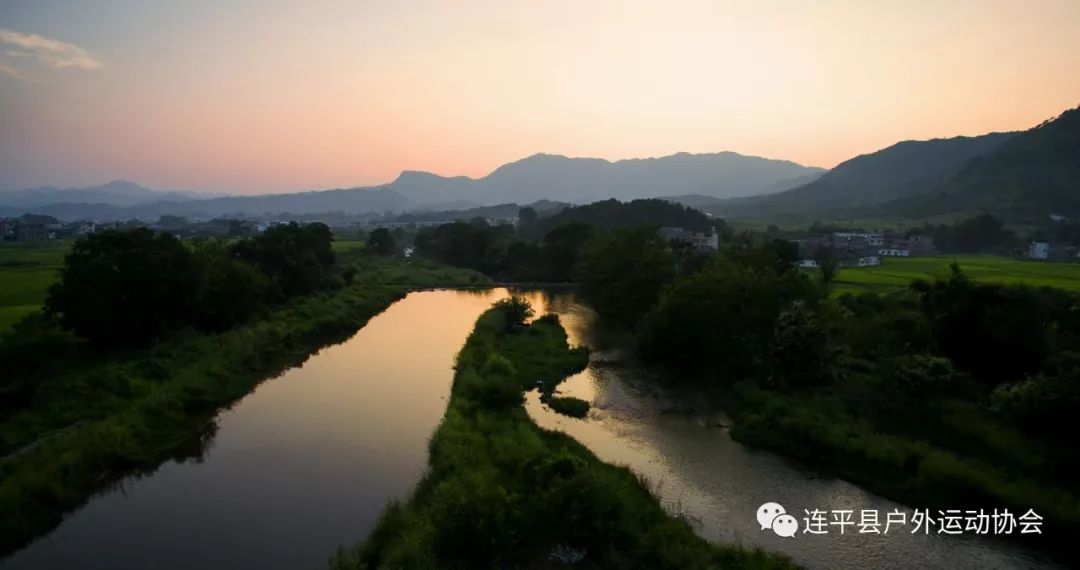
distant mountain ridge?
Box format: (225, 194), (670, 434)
(706, 104), (1080, 222)
(706, 132), (1019, 218)
(0, 181), (207, 208)
(466, 151), (824, 205)
(885, 106), (1080, 220)
(7, 104), (1075, 224)
(0, 151), (825, 220)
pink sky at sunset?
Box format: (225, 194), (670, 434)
(1, 0), (1078, 194)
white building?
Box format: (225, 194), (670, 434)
(1029, 242), (1051, 260)
(878, 248), (910, 257)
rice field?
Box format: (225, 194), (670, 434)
(833, 255), (1080, 294)
(0, 243), (69, 332)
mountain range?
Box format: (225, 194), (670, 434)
(2, 104), (1076, 223)
(0, 181), (207, 209)
(0, 152), (824, 221)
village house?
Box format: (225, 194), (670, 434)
(1028, 241), (1074, 261)
(794, 234), (882, 268)
(657, 226), (719, 251)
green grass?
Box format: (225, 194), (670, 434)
(330, 238), (369, 253)
(333, 302), (795, 569)
(833, 255), (1080, 295)
(0, 258), (488, 557)
(0, 243), (68, 332)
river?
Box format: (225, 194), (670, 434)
(523, 290), (1063, 570)
(0, 288), (1062, 569)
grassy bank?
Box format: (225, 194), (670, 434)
(332, 300), (795, 569)
(0, 258), (486, 557)
(832, 255), (1080, 295)
(725, 381), (1080, 548)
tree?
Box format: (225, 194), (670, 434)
(368, 227), (396, 256)
(541, 222), (594, 281)
(636, 257), (817, 379)
(229, 222), (338, 299)
(518, 206), (539, 226)
(414, 220), (513, 275)
(19, 213), (59, 225)
(45, 229), (202, 347)
(578, 226), (676, 327)
(192, 240), (269, 331)
(813, 247), (839, 292)
(917, 273), (1052, 384)
(157, 215), (189, 230)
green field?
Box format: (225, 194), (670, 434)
(833, 255), (1080, 295)
(0, 243), (69, 332)
(330, 237), (369, 253)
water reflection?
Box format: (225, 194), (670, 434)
(3, 288), (1061, 570)
(525, 292), (1062, 570)
(1, 289), (520, 570)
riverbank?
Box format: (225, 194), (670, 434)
(533, 297), (1074, 563)
(0, 258), (487, 557)
(723, 381), (1080, 551)
(333, 299), (796, 569)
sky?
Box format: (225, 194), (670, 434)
(1, 0), (1078, 195)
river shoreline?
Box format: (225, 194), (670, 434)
(524, 292), (1066, 569)
(0, 260), (485, 558)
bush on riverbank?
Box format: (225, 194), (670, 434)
(333, 299), (795, 569)
(547, 396), (590, 418)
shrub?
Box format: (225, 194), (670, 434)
(492, 296), (534, 330)
(547, 396), (590, 418)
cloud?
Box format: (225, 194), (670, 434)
(0, 27), (102, 71)
(0, 60), (25, 79)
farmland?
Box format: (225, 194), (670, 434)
(0, 243), (68, 332)
(833, 255), (1080, 294)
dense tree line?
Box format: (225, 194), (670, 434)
(27, 223), (341, 349)
(413, 199), (723, 283)
(576, 233), (1080, 520)
(48, 223), (342, 347)
(0, 223), (346, 406)
(520, 198), (724, 239)
(916, 213), (1018, 253)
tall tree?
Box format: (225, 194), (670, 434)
(578, 226), (676, 327)
(367, 227), (396, 256)
(813, 246), (839, 293)
(45, 229), (201, 347)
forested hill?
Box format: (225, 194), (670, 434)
(706, 104), (1080, 223)
(705, 131), (1016, 219)
(884, 105), (1080, 221)
(521, 198), (719, 238)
